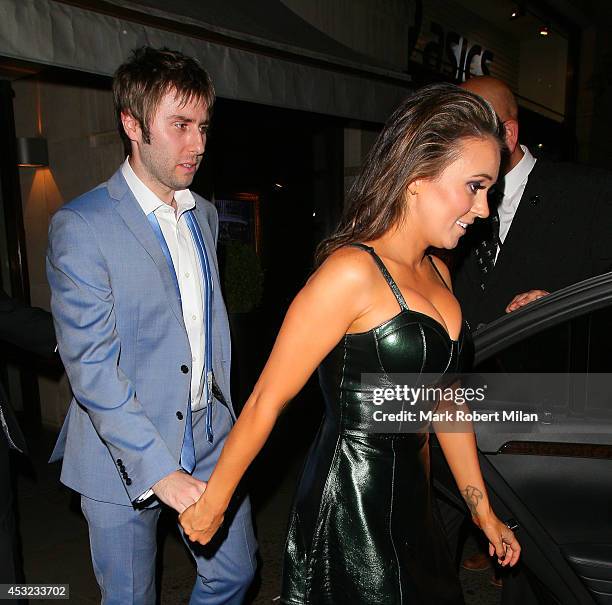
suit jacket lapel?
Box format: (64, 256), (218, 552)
(108, 170), (185, 329)
(488, 162), (547, 289)
(192, 203), (220, 278)
(191, 203), (232, 384)
(191, 204), (224, 305)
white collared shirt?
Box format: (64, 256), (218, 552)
(121, 158), (206, 412)
(498, 145), (537, 244)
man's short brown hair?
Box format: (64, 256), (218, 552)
(113, 46), (215, 153)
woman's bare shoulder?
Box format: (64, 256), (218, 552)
(311, 245), (379, 290)
(283, 246), (380, 334)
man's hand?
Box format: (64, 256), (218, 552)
(152, 471), (207, 514)
(505, 289), (549, 313)
(179, 496), (225, 545)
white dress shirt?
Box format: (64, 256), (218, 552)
(494, 145), (537, 262)
(121, 159), (206, 412)
(498, 145), (537, 244)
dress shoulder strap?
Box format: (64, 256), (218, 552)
(428, 255), (451, 291)
(348, 243), (409, 311)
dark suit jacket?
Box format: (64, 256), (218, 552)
(453, 159), (612, 328)
(0, 290), (56, 453)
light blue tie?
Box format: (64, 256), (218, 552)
(180, 402), (196, 473)
(184, 211), (215, 444)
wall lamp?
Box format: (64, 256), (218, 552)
(16, 137), (49, 167)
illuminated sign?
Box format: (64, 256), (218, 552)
(407, 0), (495, 81)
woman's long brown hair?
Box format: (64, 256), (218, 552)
(315, 83), (506, 266)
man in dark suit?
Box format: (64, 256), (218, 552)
(0, 289), (55, 585)
(454, 76), (612, 329)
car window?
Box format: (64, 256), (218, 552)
(587, 307), (612, 373)
(473, 321), (572, 410)
(585, 307), (612, 419)
(467, 300), (612, 446)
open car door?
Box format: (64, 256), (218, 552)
(432, 272), (612, 605)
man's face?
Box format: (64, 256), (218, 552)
(131, 89), (209, 198)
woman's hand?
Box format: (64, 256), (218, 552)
(179, 496), (225, 545)
(473, 511), (521, 567)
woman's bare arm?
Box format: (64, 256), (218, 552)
(430, 256), (521, 566)
(435, 419), (521, 567)
(179, 249), (373, 543)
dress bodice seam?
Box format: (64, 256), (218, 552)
(346, 308), (463, 344)
(418, 324), (427, 374)
(373, 328), (385, 373)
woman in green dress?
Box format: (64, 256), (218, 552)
(180, 83), (521, 604)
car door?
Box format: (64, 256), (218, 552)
(432, 273), (612, 605)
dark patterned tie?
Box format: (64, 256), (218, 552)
(475, 190), (502, 290)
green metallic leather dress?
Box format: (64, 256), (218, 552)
(281, 244), (471, 604)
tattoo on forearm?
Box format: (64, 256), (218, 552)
(461, 485), (483, 516)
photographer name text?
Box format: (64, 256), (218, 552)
(372, 410), (538, 422)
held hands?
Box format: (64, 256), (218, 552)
(474, 511), (521, 567)
(152, 470), (207, 514)
(179, 496), (225, 545)
(505, 289), (549, 313)
(153, 471), (227, 546)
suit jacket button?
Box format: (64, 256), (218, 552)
(117, 459), (123, 465)
(176, 411), (184, 420)
(181, 365), (189, 374)
(126, 478), (132, 486)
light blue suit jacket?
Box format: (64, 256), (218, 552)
(47, 168), (234, 505)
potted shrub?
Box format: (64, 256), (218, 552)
(219, 240), (264, 410)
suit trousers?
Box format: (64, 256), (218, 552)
(0, 431), (17, 585)
(80, 402), (257, 605)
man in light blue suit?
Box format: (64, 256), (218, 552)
(47, 47), (257, 604)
